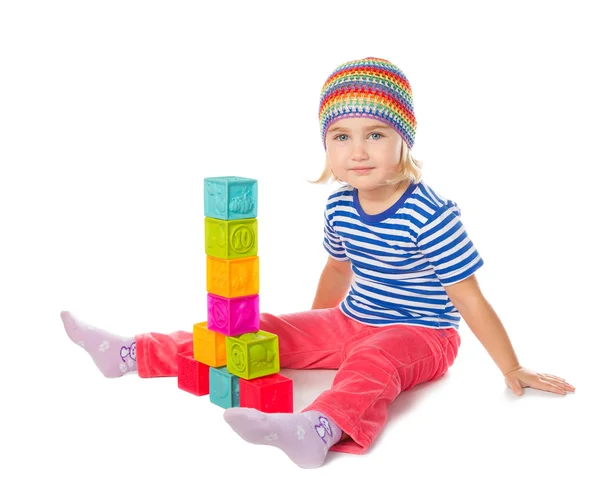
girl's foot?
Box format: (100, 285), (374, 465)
(223, 408), (342, 469)
(60, 311), (137, 377)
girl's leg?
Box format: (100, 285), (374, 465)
(62, 306), (361, 379)
(222, 307), (367, 469)
(304, 324), (461, 455)
(258, 307), (365, 370)
(136, 330), (193, 378)
(137, 306), (359, 378)
(60, 310), (193, 378)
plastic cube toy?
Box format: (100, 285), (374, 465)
(225, 330), (279, 380)
(177, 350), (209, 396)
(193, 321), (227, 367)
(204, 176), (257, 220)
(205, 217), (258, 260)
(239, 373), (293, 413)
(209, 366), (240, 409)
(207, 293), (260, 336)
(206, 255), (259, 298)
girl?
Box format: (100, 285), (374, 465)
(60, 56), (575, 469)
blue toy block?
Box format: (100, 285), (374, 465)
(209, 366), (240, 409)
(204, 176), (258, 221)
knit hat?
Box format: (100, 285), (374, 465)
(318, 57), (417, 151)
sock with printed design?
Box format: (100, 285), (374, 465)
(223, 408), (342, 469)
(60, 310), (137, 377)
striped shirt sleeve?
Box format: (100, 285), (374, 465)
(322, 208), (349, 261)
(416, 203), (484, 286)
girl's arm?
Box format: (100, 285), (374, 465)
(444, 274), (520, 375)
(311, 256), (354, 310)
(445, 274), (575, 396)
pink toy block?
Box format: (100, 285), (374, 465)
(177, 350), (209, 396)
(207, 293), (260, 336)
(239, 373), (293, 413)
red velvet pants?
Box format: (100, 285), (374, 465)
(135, 306), (461, 454)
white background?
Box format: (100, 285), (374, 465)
(1, 1), (598, 481)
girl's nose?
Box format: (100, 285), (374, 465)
(350, 141), (368, 159)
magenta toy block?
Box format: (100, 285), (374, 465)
(177, 350), (209, 396)
(207, 293), (260, 336)
(239, 373), (293, 413)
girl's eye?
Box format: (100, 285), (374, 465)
(334, 132), (383, 141)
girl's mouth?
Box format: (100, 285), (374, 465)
(351, 168), (374, 175)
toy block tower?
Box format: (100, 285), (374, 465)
(177, 176), (293, 413)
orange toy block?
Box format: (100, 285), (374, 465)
(206, 255), (259, 298)
(193, 321), (227, 367)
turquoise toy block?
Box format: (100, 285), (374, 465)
(204, 176), (257, 220)
(209, 366), (240, 409)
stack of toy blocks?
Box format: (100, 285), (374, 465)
(177, 176), (293, 414)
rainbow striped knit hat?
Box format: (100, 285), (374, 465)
(318, 57), (417, 151)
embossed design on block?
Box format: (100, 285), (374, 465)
(230, 343), (246, 372)
(231, 224), (254, 254)
(204, 218), (258, 260)
(205, 181), (227, 217)
(206, 222), (227, 252)
(206, 255), (259, 298)
(193, 321), (227, 367)
(210, 299), (228, 330)
(225, 330), (279, 380)
(207, 293), (260, 336)
(247, 340), (275, 369)
(229, 187), (255, 215)
(204, 176), (258, 221)
(209, 366), (240, 409)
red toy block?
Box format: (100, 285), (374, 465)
(178, 350), (209, 396)
(239, 373), (293, 413)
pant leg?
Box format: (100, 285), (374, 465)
(259, 307), (366, 369)
(135, 306), (364, 378)
(136, 331), (194, 378)
(303, 324), (461, 454)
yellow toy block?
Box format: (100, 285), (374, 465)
(206, 255), (259, 298)
(226, 330), (279, 380)
(193, 321), (227, 367)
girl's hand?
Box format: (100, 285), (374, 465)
(503, 365), (576, 396)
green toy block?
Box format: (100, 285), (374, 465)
(225, 330), (280, 380)
(205, 217), (258, 260)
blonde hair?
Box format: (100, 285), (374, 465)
(309, 137), (424, 186)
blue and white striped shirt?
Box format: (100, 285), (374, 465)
(323, 181), (484, 331)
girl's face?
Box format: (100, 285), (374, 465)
(325, 117), (403, 192)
